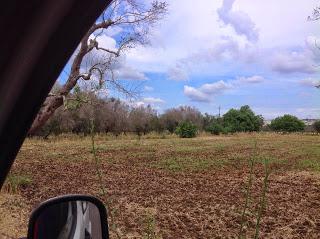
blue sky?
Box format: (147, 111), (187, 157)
(60, 0), (320, 119)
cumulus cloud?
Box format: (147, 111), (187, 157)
(192, 37), (240, 62)
(184, 76), (264, 102)
(167, 64), (189, 81)
(269, 35), (320, 75)
(167, 37), (244, 81)
(200, 80), (232, 94)
(92, 34), (117, 51)
(184, 86), (211, 102)
(217, 0), (259, 42)
(133, 97), (165, 108)
(114, 65), (148, 81)
(270, 51), (317, 74)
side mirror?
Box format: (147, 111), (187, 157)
(27, 195), (109, 239)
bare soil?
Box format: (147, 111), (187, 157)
(1, 133), (320, 238)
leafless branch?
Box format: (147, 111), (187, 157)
(308, 6), (320, 21)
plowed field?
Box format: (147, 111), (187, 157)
(1, 133), (320, 238)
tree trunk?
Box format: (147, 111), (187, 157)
(28, 95), (63, 135)
(28, 31), (93, 135)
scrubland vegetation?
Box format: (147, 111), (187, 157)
(34, 88), (319, 140)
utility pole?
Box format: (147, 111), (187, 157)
(218, 106), (221, 118)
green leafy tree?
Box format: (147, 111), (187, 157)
(207, 122), (224, 135)
(312, 120), (320, 133)
(175, 121), (197, 138)
(270, 115), (305, 132)
(222, 105), (264, 132)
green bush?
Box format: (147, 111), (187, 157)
(222, 126), (232, 134)
(313, 120), (320, 133)
(175, 121), (197, 138)
(207, 122), (224, 135)
(222, 105), (264, 132)
(270, 114), (305, 132)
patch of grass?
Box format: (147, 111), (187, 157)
(142, 211), (161, 239)
(296, 159), (320, 172)
(173, 145), (212, 153)
(16, 133), (320, 173)
(214, 143), (226, 153)
(2, 174), (32, 194)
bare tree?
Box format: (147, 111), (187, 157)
(29, 0), (167, 135)
(308, 6), (320, 21)
(161, 106), (203, 133)
(129, 105), (156, 136)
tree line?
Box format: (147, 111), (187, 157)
(34, 88), (318, 138)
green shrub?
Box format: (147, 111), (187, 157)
(175, 121), (197, 138)
(207, 122), (224, 135)
(313, 120), (320, 133)
(222, 126), (232, 134)
(222, 105), (264, 132)
(270, 114), (305, 132)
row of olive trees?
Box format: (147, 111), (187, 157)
(36, 89), (206, 137)
(35, 89), (319, 138)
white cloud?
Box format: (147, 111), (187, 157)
(192, 37), (241, 62)
(184, 86), (210, 102)
(132, 97), (165, 108)
(200, 80), (232, 94)
(217, 0), (259, 42)
(120, 0), (318, 78)
(133, 101), (145, 107)
(167, 64), (189, 81)
(270, 50), (317, 74)
(236, 75), (264, 84)
(94, 34), (117, 50)
(114, 65), (148, 81)
(254, 107), (320, 119)
(300, 78), (320, 87)
(143, 97), (165, 104)
(104, 26), (123, 37)
(184, 81), (231, 103)
(184, 76), (264, 102)
(144, 86), (154, 92)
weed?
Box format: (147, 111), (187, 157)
(254, 157), (271, 239)
(2, 174), (32, 194)
(238, 141), (257, 239)
(143, 211), (161, 239)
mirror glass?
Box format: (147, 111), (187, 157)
(33, 200), (102, 239)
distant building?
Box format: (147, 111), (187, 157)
(302, 119), (318, 126)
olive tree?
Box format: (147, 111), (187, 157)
(29, 0), (167, 135)
(270, 115), (305, 132)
